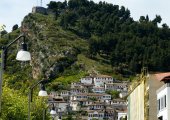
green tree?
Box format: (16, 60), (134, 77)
(105, 90), (120, 99)
(12, 24), (18, 31)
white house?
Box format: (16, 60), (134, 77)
(81, 74), (114, 86)
(104, 83), (128, 92)
(70, 100), (80, 111)
(116, 110), (127, 120)
(81, 76), (93, 84)
(70, 93), (111, 101)
(87, 108), (115, 120)
(92, 86), (105, 93)
(93, 75), (114, 86)
(59, 90), (70, 97)
(156, 73), (170, 120)
(70, 88), (88, 95)
(88, 110), (104, 120)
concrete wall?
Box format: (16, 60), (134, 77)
(128, 80), (145, 120)
(148, 75), (164, 120)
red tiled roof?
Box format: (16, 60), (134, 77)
(154, 72), (170, 81)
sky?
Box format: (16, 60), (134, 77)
(0, 0), (170, 32)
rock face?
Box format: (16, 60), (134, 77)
(22, 13), (88, 79)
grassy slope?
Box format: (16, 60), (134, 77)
(0, 13), (128, 92)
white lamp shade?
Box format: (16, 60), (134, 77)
(38, 90), (48, 96)
(16, 50), (31, 61)
(50, 109), (57, 115)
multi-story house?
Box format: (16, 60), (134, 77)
(81, 74), (114, 86)
(116, 109), (127, 120)
(71, 82), (84, 88)
(104, 83), (128, 92)
(112, 99), (127, 108)
(127, 70), (165, 120)
(88, 102), (105, 110)
(70, 100), (80, 111)
(81, 76), (93, 84)
(93, 75), (114, 86)
(58, 90), (70, 97)
(87, 108), (115, 120)
(92, 86), (105, 93)
(70, 88), (88, 95)
(71, 93), (111, 101)
(156, 73), (170, 120)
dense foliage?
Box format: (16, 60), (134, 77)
(48, 0), (170, 74)
(0, 30), (50, 119)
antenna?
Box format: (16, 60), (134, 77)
(41, 0), (42, 7)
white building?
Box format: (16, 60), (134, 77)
(104, 83), (128, 92)
(87, 108), (115, 120)
(92, 86), (105, 93)
(93, 75), (113, 86)
(70, 100), (80, 111)
(116, 110), (127, 120)
(71, 93), (111, 101)
(88, 110), (104, 120)
(156, 73), (170, 120)
(81, 74), (114, 86)
(81, 76), (93, 84)
(70, 88), (88, 95)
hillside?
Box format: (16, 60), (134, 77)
(47, 0), (170, 73)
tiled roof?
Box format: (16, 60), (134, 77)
(87, 108), (115, 113)
(154, 72), (170, 82)
(112, 99), (126, 102)
(94, 74), (112, 78)
(115, 109), (127, 113)
(75, 93), (110, 96)
(83, 74), (113, 78)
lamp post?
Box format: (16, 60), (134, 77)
(50, 103), (62, 120)
(0, 33), (31, 112)
(58, 108), (62, 120)
(43, 102), (62, 120)
(50, 103), (57, 120)
(42, 102), (57, 120)
(28, 79), (48, 120)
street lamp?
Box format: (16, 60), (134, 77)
(50, 104), (62, 120)
(50, 103), (57, 116)
(42, 100), (63, 120)
(58, 108), (62, 120)
(28, 79), (48, 120)
(0, 33), (31, 112)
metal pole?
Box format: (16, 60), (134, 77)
(28, 88), (31, 120)
(0, 34), (25, 113)
(43, 109), (46, 120)
(28, 79), (48, 120)
(0, 49), (4, 113)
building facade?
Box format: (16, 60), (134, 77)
(127, 71), (165, 120)
(156, 74), (170, 120)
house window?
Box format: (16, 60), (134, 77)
(161, 95), (166, 109)
(164, 95), (166, 108)
(157, 99), (160, 112)
(158, 95), (167, 111)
